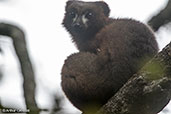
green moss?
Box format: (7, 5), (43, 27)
(141, 60), (165, 81)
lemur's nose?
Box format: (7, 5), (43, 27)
(73, 23), (81, 29)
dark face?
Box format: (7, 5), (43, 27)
(62, 0), (110, 37)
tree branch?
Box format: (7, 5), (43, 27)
(95, 42), (171, 114)
(148, 0), (171, 31)
(0, 23), (38, 113)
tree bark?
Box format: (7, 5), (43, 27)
(95, 42), (171, 114)
(148, 0), (171, 32)
(0, 23), (38, 113)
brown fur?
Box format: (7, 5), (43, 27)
(61, 0), (158, 113)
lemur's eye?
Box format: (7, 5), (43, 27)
(85, 12), (93, 19)
(69, 11), (76, 18)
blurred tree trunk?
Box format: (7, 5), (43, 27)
(148, 0), (171, 31)
(0, 23), (38, 114)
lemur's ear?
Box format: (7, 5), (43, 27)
(65, 0), (74, 11)
(95, 1), (110, 17)
(66, 0), (74, 6)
